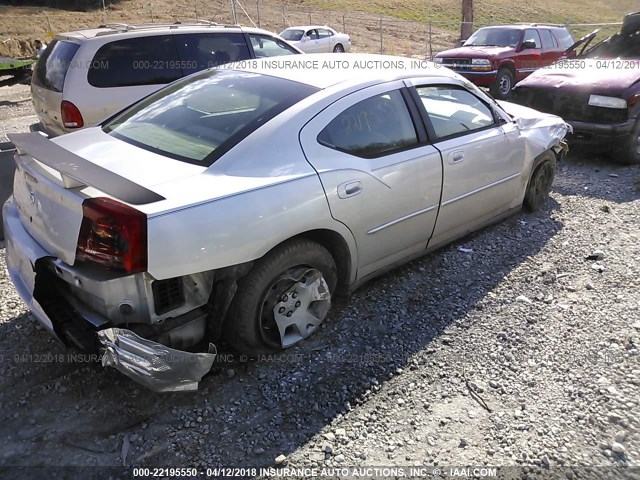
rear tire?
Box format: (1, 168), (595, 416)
(490, 67), (514, 100)
(524, 151), (556, 212)
(224, 239), (337, 354)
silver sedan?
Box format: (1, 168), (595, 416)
(4, 54), (568, 391)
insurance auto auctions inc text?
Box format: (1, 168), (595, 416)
(223, 58), (438, 71)
(254, 466), (497, 477)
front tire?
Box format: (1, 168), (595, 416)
(333, 44), (345, 53)
(612, 119), (640, 165)
(224, 239), (337, 354)
(524, 151), (556, 212)
(490, 67), (514, 100)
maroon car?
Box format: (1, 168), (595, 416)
(434, 25), (575, 99)
(511, 12), (640, 164)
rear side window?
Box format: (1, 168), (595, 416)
(174, 33), (251, 73)
(317, 90), (418, 158)
(553, 29), (575, 50)
(249, 34), (298, 57)
(88, 35), (182, 88)
(539, 29), (557, 49)
(32, 40), (80, 92)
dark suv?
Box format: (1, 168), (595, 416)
(511, 12), (640, 164)
(434, 24), (575, 99)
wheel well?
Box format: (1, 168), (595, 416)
(498, 62), (515, 76)
(295, 229), (352, 294)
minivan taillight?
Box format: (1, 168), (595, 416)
(76, 197), (147, 274)
(61, 100), (84, 128)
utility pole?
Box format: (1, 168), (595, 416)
(461, 0), (473, 43)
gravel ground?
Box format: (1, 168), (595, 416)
(0, 85), (639, 479)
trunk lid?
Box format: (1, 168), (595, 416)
(8, 130), (204, 266)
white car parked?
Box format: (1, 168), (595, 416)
(280, 25), (351, 53)
(5, 54), (568, 391)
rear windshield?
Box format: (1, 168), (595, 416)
(32, 40), (80, 92)
(103, 70), (318, 166)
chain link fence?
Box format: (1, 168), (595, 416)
(0, 1), (624, 59)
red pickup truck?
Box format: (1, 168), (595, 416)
(434, 25), (575, 99)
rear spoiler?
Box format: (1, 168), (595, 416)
(7, 133), (165, 205)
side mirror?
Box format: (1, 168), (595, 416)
(459, 39), (467, 46)
(520, 39), (537, 50)
(301, 35), (309, 42)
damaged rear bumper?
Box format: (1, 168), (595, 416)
(3, 199), (216, 392)
(98, 328), (216, 392)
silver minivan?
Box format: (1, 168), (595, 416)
(31, 23), (302, 136)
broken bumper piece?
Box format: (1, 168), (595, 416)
(98, 328), (216, 392)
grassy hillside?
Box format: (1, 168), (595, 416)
(287, 0), (637, 24)
(0, 0), (636, 58)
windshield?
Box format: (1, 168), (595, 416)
(103, 70), (318, 166)
(280, 29), (305, 41)
(464, 27), (522, 48)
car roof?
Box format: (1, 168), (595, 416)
(477, 24), (566, 30)
(228, 53), (462, 89)
(283, 25), (333, 31)
(55, 23), (278, 41)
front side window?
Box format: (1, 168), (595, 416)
(317, 90), (418, 158)
(249, 34), (298, 57)
(523, 29), (542, 49)
(416, 85), (495, 140)
(103, 70), (318, 165)
(88, 35), (181, 88)
(174, 33), (251, 72)
(32, 40), (80, 92)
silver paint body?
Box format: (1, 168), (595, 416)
(4, 54), (568, 390)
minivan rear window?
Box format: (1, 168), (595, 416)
(32, 40), (80, 92)
(103, 70), (318, 166)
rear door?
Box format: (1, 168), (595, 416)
(31, 39), (81, 135)
(316, 28), (334, 52)
(539, 28), (563, 64)
(407, 81), (526, 247)
(299, 82), (443, 280)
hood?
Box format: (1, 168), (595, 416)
(436, 45), (513, 58)
(498, 100), (571, 154)
(516, 59), (640, 92)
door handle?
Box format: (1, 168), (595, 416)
(449, 151), (465, 164)
(337, 181), (363, 199)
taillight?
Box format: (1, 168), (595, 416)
(61, 100), (84, 128)
(76, 197), (147, 274)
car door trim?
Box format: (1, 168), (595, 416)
(441, 171), (520, 207)
(367, 204), (438, 235)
